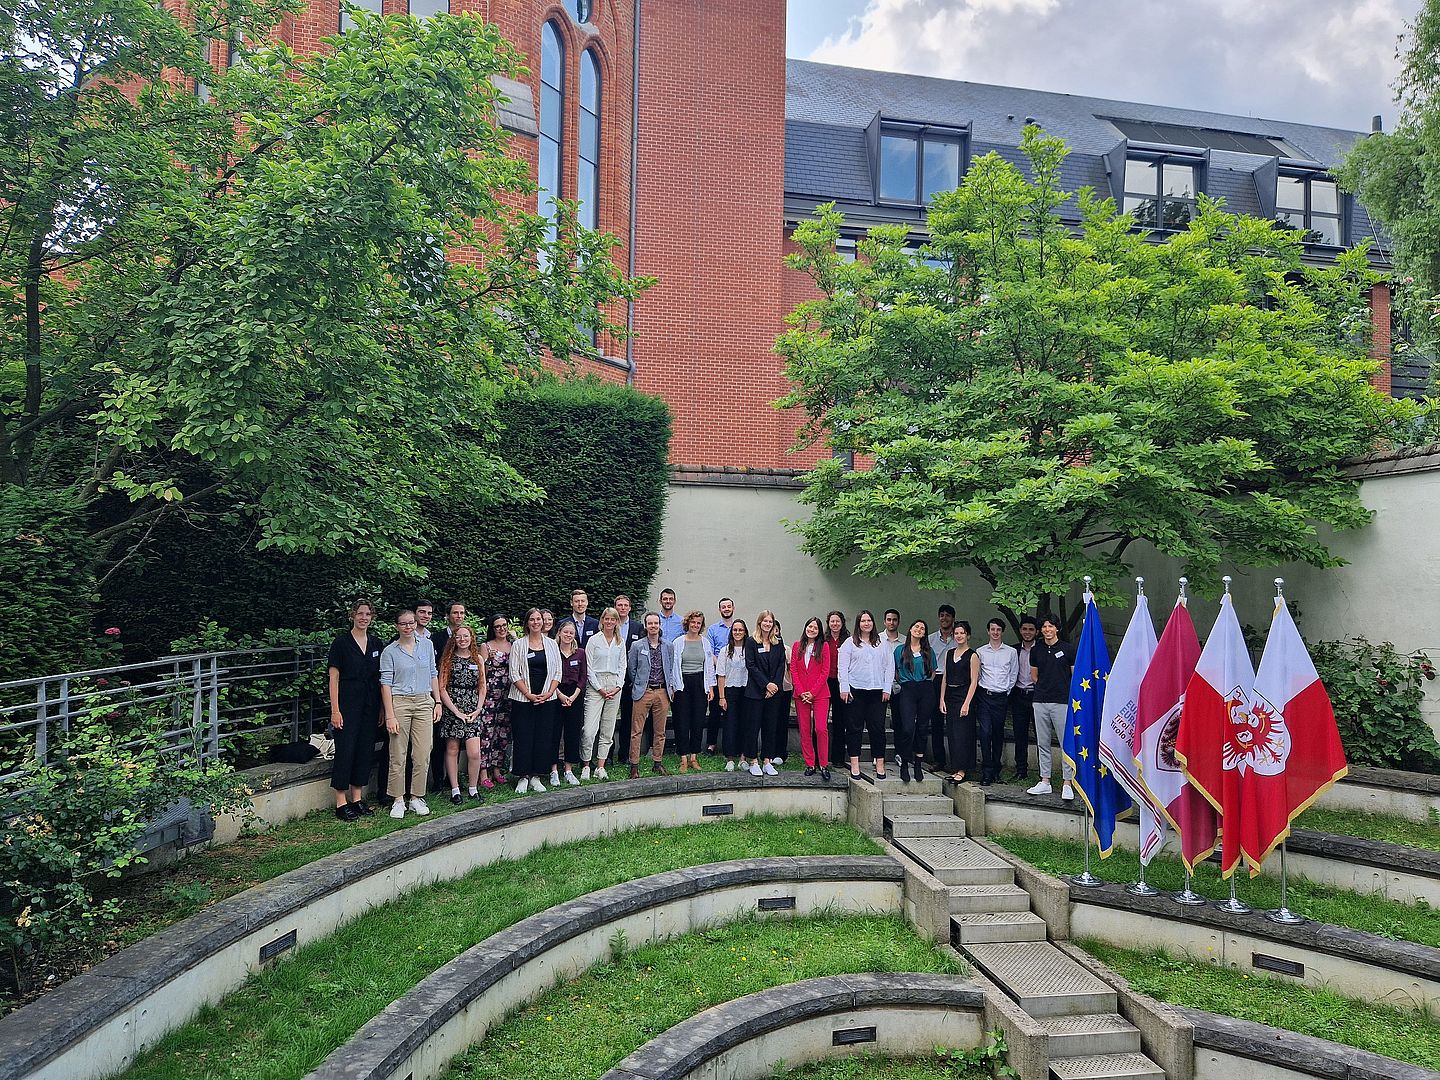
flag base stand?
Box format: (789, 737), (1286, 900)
(1071, 871), (1104, 889)
(1125, 880), (1161, 896)
(1266, 906), (1305, 925)
(1173, 869), (1207, 906)
(1073, 805), (1104, 888)
(1215, 876), (1250, 915)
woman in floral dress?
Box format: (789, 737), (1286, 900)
(480, 615), (514, 787)
(437, 626), (486, 804)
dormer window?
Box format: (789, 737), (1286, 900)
(871, 118), (968, 205)
(1276, 172), (1343, 247)
(1123, 154), (1200, 230)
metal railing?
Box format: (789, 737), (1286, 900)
(0, 645), (330, 789)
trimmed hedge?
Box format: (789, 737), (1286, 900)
(97, 377), (670, 656)
(0, 486), (96, 679)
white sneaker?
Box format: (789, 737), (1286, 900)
(390, 799), (405, 819)
(725, 760), (736, 772)
(762, 761), (778, 776)
(1026, 780), (1053, 796)
(1061, 783), (1075, 801)
(549, 770), (560, 786)
(516, 778), (529, 794)
(595, 766), (608, 780)
(531, 778), (547, 792)
(580, 765), (592, 781)
(409, 797), (430, 816)
(565, 770), (580, 786)
(772, 757), (785, 765)
(749, 761), (762, 777)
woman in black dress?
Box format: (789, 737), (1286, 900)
(938, 620), (980, 783)
(327, 600), (386, 821)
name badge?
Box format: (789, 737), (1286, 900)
(1054, 651), (1065, 660)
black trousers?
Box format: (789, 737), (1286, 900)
(944, 693), (976, 776)
(330, 712), (377, 792)
(705, 692), (725, 750)
(767, 690), (792, 760)
(846, 688), (887, 761)
(721, 693), (752, 758)
(553, 691), (583, 767)
(1009, 688), (1033, 777)
(511, 699), (556, 777)
(893, 680), (935, 762)
(976, 688), (1008, 779)
(754, 692), (786, 761)
(827, 677), (848, 766)
(741, 693), (770, 759)
(674, 672), (708, 755)
(927, 677), (946, 763)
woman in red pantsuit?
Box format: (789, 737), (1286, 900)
(790, 616), (832, 781)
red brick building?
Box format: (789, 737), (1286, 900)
(207, 0), (1402, 474)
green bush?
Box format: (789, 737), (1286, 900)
(0, 487), (97, 680)
(0, 700), (251, 996)
(1311, 637), (1440, 773)
(97, 376), (671, 652)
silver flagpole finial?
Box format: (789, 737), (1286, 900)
(1221, 575), (1232, 595)
(1178, 576), (1188, 602)
(1136, 576), (1145, 597)
(1274, 577), (1285, 599)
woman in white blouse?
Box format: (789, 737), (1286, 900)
(838, 609), (895, 782)
(581, 607), (627, 781)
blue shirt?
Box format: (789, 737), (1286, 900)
(380, 638), (437, 695)
(659, 612), (684, 644)
(705, 620), (732, 657)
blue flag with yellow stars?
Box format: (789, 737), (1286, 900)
(1062, 593), (1132, 856)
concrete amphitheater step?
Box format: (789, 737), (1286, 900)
(881, 793), (955, 817)
(887, 814), (967, 838)
(868, 773), (946, 795)
(952, 910), (1048, 944)
(1037, 1013), (1143, 1057)
(946, 883), (1033, 914)
(891, 836), (1014, 885)
(963, 941), (1118, 1018)
(1048, 1051), (1165, 1080)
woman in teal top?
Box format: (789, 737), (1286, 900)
(892, 620), (936, 784)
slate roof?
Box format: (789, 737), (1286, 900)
(783, 59), (1390, 264)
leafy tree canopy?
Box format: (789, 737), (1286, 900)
(779, 129), (1413, 633)
(0, 0), (642, 586)
(1338, 0), (1440, 358)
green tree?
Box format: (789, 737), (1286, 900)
(0, 0), (642, 595)
(1338, 0), (1440, 372)
(779, 130), (1412, 633)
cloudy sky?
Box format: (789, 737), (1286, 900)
(786, 0), (1421, 132)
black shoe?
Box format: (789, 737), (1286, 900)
(820, 767), (831, 782)
(980, 774), (993, 787)
(652, 761), (668, 775)
(450, 792), (463, 806)
(913, 760), (924, 782)
(900, 762), (911, 783)
(629, 765), (641, 779)
(351, 800), (374, 817)
(804, 766), (817, 776)
(469, 789), (486, 802)
(849, 770), (862, 781)
(335, 803), (360, 822)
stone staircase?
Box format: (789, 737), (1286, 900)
(875, 776), (1163, 1080)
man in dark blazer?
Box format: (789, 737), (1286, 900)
(612, 593), (647, 760)
(557, 588), (600, 648)
(428, 600), (467, 659)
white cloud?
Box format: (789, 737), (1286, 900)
(806, 0), (1419, 130)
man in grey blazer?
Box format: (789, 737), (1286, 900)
(627, 612), (674, 777)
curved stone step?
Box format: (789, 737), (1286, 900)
(1038, 1013), (1142, 1057)
(1049, 1051), (1164, 1080)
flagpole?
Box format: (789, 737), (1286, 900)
(1124, 577), (1161, 897)
(1261, 577), (1306, 925)
(1217, 872), (1251, 914)
(1072, 576), (1104, 890)
(1174, 867), (1206, 906)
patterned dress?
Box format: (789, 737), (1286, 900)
(437, 652), (484, 741)
(481, 646), (512, 770)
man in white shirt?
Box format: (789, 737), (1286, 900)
(975, 617), (1019, 786)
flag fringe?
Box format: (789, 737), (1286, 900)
(1240, 763), (1351, 877)
(1061, 748), (1123, 858)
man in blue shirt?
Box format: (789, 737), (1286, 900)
(657, 587), (683, 643)
(703, 597), (735, 752)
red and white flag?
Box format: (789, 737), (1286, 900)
(1176, 593), (1255, 877)
(1133, 599), (1216, 870)
(1098, 594), (1158, 859)
(1241, 599), (1348, 873)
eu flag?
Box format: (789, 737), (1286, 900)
(1062, 594), (1132, 855)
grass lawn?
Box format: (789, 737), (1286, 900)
(14, 751), (815, 1010)
(444, 913), (963, 1080)
(117, 815), (881, 1080)
(989, 833), (1440, 947)
(1295, 806), (1440, 854)
(1081, 938), (1440, 1070)
(774, 1058), (988, 1079)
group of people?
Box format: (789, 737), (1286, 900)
(325, 590), (1077, 823)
